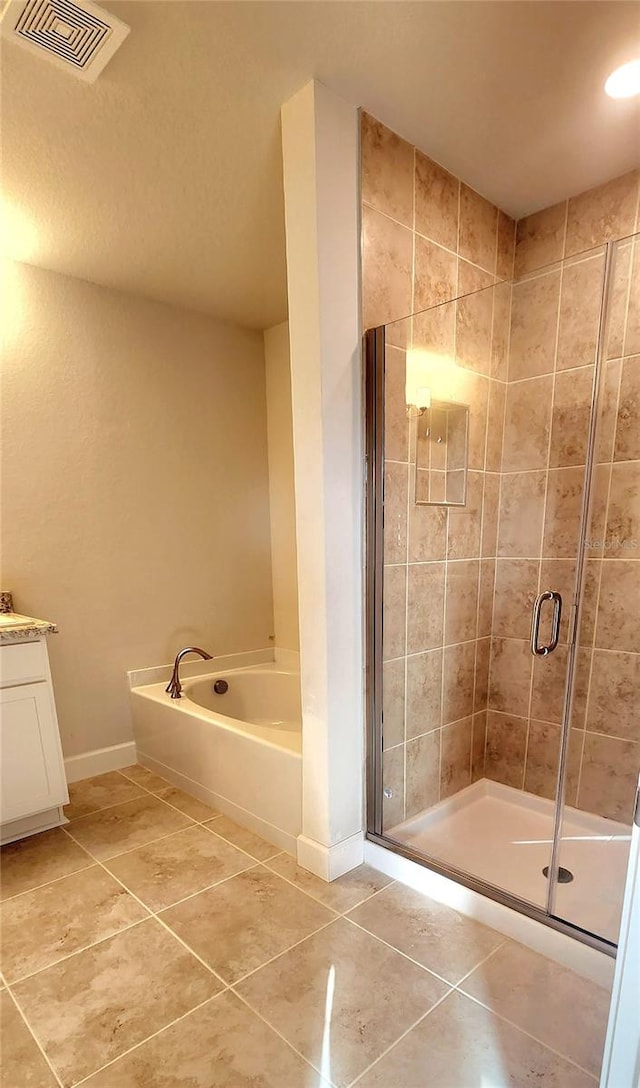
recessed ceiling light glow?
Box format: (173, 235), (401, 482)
(605, 59), (640, 99)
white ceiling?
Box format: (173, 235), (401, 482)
(2, 1), (639, 329)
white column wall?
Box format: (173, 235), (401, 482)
(280, 80), (364, 880)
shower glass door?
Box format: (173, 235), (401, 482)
(366, 236), (638, 949)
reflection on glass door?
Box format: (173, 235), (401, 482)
(367, 236), (639, 949)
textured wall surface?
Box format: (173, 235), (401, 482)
(360, 112), (515, 828)
(1, 260), (274, 758)
(363, 107), (640, 828)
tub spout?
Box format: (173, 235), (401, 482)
(166, 646), (213, 699)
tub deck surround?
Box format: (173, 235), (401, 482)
(0, 611), (57, 642)
(130, 662), (303, 855)
(0, 769), (610, 1087)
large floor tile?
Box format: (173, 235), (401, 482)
(203, 816), (281, 861)
(161, 866), (334, 984)
(12, 917), (221, 1087)
(65, 794), (194, 860)
(1, 865), (148, 982)
(267, 855), (394, 913)
(459, 940), (609, 1076)
(64, 771), (145, 820)
(355, 989), (595, 1087)
(0, 828), (92, 902)
(348, 882), (504, 983)
(0, 990), (58, 1088)
(83, 991), (330, 1087)
(105, 825), (254, 911)
(155, 785), (220, 822)
(119, 764), (172, 792)
(236, 917), (450, 1088)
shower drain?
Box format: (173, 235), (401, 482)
(542, 865), (574, 883)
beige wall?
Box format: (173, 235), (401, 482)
(361, 112), (515, 829)
(264, 321), (299, 652)
(1, 260), (274, 759)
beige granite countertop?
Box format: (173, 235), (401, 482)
(0, 613), (58, 643)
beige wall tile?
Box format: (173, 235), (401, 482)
(413, 297), (456, 359)
(362, 205), (412, 329)
(485, 711), (527, 788)
(492, 558), (539, 640)
(585, 462), (611, 557)
(477, 558), (496, 636)
(447, 470), (483, 558)
(509, 271), (561, 381)
(459, 184), (498, 273)
(524, 720), (561, 801)
(458, 372), (490, 470)
(625, 242), (640, 356)
(474, 637), (491, 711)
(570, 651), (591, 733)
(414, 152), (459, 250)
(384, 346), (410, 462)
(556, 255), (604, 370)
(502, 376), (553, 472)
(382, 564), (407, 661)
(595, 560), (640, 652)
(565, 170), (639, 257)
(614, 356), (640, 461)
(586, 650), (639, 743)
(406, 731), (440, 817)
(485, 383), (506, 473)
(361, 113), (414, 229)
(515, 202), (566, 277)
(488, 637), (532, 717)
(456, 262), (494, 376)
(406, 648), (443, 739)
(442, 641), (476, 724)
(605, 240), (632, 359)
(498, 470), (545, 557)
(530, 643), (569, 725)
(382, 745), (405, 829)
(383, 462), (408, 564)
(414, 236), (457, 311)
(496, 211), (516, 280)
(539, 559), (577, 644)
(543, 467), (585, 559)
(578, 733), (640, 824)
(490, 281), (511, 380)
(408, 501), (447, 562)
(445, 559), (479, 644)
(471, 711), (487, 781)
(440, 717), (472, 799)
(481, 472), (500, 558)
(595, 360), (621, 464)
(549, 367), (593, 468)
(383, 658), (405, 749)
(407, 562), (445, 652)
(605, 459), (640, 558)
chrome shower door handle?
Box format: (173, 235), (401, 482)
(530, 591), (562, 657)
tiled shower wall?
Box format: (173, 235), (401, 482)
(485, 170), (640, 824)
(363, 106), (640, 829)
(360, 113), (514, 830)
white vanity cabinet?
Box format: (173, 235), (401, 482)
(0, 637), (68, 844)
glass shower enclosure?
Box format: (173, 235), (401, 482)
(365, 234), (639, 952)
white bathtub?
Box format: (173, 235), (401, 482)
(130, 663), (302, 853)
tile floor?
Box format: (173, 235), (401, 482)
(0, 766), (611, 1087)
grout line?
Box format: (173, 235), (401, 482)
(262, 859), (396, 917)
(454, 987), (599, 1082)
(346, 985), (456, 1087)
(229, 915), (340, 989)
(0, 858), (97, 904)
(230, 987), (333, 1087)
(342, 914), (456, 990)
(3, 985), (66, 1088)
(67, 994), (223, 1088)
(5, 916), (152, 986)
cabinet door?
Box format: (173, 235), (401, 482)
(0, 683), (68, 822)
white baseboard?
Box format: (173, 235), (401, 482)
(364, 840), (615, 989)
(297, 831), (364, 881)
(64, 741), (137, 783)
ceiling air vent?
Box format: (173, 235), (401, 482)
(1, 0), (130, 82)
